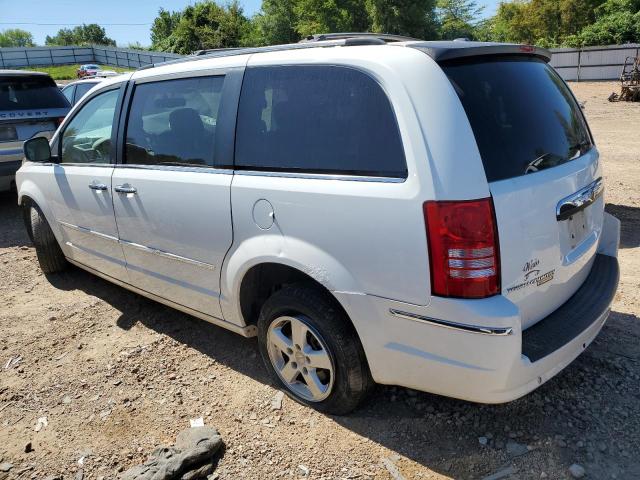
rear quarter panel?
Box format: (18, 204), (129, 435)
(220, 46), (491, 326)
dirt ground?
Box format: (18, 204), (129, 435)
(1, 81), (639, 480)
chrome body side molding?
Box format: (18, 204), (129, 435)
(58, 220), (119, 243)
(119, 239), (216, 270)
(389, 309), (513, 336)
(59, 221), (216, 270)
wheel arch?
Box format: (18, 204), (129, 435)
(17, 180), (59, 239)
(220, 236), (364, 329)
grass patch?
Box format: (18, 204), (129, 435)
(21, 64), (131, 80)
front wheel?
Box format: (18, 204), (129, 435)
(257, 284), (373, 415)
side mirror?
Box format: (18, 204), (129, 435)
(24, 137), (52, 162)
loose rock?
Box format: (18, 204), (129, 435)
(271, 391), (285, 411)
(120, 426), (223, 480)
(569, 463), (586, 478)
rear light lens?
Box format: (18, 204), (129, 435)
(55, 117), (65, 127)
(424, 198), (500, 298)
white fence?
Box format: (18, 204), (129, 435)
(550, 44), (640, 81)
(0, 45), (184, 69)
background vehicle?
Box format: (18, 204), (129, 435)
(0, 70), (70, 192)
(76, 64), (118, 79)
(61, 78), (105, 106)
(76, 64), (100, 78)
(17, 36), (619, 414)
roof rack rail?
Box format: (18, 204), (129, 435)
(137, 34), (417, 71)
(300, 32), (420, 43)
(192, 47), (245, 56)
(137, 42), (338, 71)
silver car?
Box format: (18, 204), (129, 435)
(0, 70), (70, 192)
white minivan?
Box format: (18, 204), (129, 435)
(17, 35), (620, 414)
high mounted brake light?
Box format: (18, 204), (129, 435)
(424, 198), (500, 299)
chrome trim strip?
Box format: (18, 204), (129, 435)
(234, 169), (406, 183)
(59, 221), (215, 270)
(53, 162), (115, 168)
(119, 239), (215, 270)
(58, 221), (119, 243)
(389, 309), (513, 336)
(556, 177), (604, 221)
(115, 164), (233, 175)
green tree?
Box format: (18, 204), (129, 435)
(151, 8), (183, 51)
(574, 0), (640, 45)
(249, 0), (300, 45)
(0, 29), (35, 47)
(45, 24), (116, 46)
(477, 0), (613, 46)
(436, 0), (484, 39)
(294, 0), (369, 37)
(366, 0), (439, 39)
(126, 41), (148, 50)
(149, 1), (249, 54)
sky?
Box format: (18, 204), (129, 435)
(0, 0), (502, 47)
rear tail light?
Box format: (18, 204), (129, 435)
(424, 198), (500, 298)
(55, 117), (65, 127)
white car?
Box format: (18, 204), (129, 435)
(17, 36), (620, 414)
(61, 78), (106, 106)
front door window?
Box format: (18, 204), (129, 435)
(60, 88), (119, 164)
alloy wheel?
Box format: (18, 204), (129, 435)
(266, 315), (335, 402)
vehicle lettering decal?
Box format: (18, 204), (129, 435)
(523, 258), (540, 273)
(536, 270), (554, 287)
(506, 269), (555, 294)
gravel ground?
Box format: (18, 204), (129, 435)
(0, 81), (639, 480)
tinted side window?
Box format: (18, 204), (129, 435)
(124, 76), (224, 167)
(62, 85), (75, 103)
(235, 65), (406, 178)
(74, 83), (96, 103)
(61, 88), (119, 164)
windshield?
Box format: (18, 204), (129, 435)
(0, 75), (70, 110)
(442, 56), (592, 182)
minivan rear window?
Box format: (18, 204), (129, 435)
(442, 57), (592, 182)
(0, 75), (70, 110)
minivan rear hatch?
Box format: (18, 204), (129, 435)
(438, 52), (603, 329)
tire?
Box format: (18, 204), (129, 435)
(257, 284), (373, 415)
(21, 203), (34, 244)
(30, 203), (67, 274)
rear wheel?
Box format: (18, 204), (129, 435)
(257, 284), (373, 415)
(30, 203), (67, 274)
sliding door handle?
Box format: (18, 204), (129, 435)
(114, 185), (137, 195)
(88, 182), (108, 191)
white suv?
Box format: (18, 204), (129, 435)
(17, 36), (620, 414)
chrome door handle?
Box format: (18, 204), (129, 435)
(88, 182), (108, 191)
(114, 185), (137, 194)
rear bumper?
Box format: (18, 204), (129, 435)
(335, 219), (620, 403)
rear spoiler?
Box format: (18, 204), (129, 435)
(408, 42), (551, 63)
